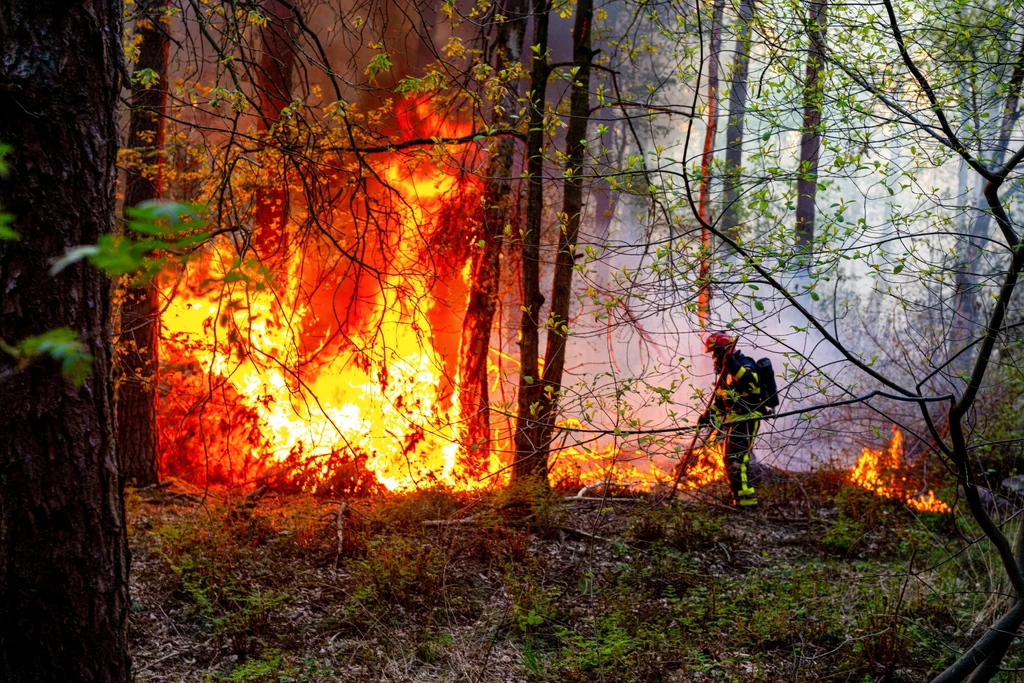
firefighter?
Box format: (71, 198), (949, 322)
(699, 332), (763, 509)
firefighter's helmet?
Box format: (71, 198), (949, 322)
(704, 332), (737, 356)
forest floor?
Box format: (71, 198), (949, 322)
(126, 472), (1016, 682)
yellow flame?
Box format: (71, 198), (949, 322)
(850, 427), (950, 513)
(161, 99), (507, 491)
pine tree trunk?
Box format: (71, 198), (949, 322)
(254, 0), (297, 254)
(0, 3), (130, 681)
(697, 0), (726, 325)
(118, 0), (170, 487)
(794, 0), (827, 255)
(457, 0), (529, 470)
(512, 0), (552, 482)
(528, 0), (594, 470)
(720, 0), (754, 240)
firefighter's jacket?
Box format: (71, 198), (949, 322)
(712, 350), (763, 417)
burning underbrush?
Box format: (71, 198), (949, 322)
(158, 96), (494, 493)
(849, 427), (950, 514)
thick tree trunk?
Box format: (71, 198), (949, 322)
(254, 0), (297, 254)
(457, 0), (529, 469)
(697, 0), (725, 325)
(512, 0), (552, 482)
(0, 3), (130, 682)
(720, 0), (754, 240)
(118, 0), (170, 487)
(794, 0), (827, 254)
(529, 0), (594, 470)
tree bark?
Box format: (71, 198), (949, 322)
(254, 0), (297, 254)
(512, 0), (552, 482)
(697, 0), (726, 325)
(118, 0), (170, 487)
(528, 0), (594, 471)
(720, 0), (754, 241)
(794, 0), (827, 254)
(0, 3), (130, 682)
(457, 0), (529, 469)
(953, 33), (1024, 342)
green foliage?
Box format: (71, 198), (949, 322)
(146, 501), (289, 656)
(506, 575), (559, 636)
(0, 327), (93, 386)
(131, 67), (160, 88)
(0, 142), (14, 241)
(354, 535), (445, 606)
(821, 515), (865, 557)
(364, 52), (393, 80)
(51, 200), (209, 283)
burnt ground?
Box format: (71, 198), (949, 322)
(127, 474), (1019, 682)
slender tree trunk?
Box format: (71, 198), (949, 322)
(118, 0), (170, 486)
(254, 0), (297, 255)
(457, 0), (529, 469)
(720, 0), (754, 240)
(0, 3), (130, 681)
(529, 0), (594, 469)
(794, 0), (827, 255)
(512, 0), (552, 482)
(953, 34), (1024, 342)
(697, 0), (726, 325)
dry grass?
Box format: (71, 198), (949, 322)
(126, 476), (993, 682)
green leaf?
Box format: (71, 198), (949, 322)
(0, 212), (17, 240)
(754, 300), (764, 311)
(125, 201), (204, 236)
(5, 328), (93, 386)
(131, 67), (160, 88)
(50, 245), (101, 275)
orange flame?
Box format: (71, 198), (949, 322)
(159, 97), (505, 492)
(850, 427), (950, 513)
(548, 419), (726, 493)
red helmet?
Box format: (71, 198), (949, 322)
(704, 332), (737, 355)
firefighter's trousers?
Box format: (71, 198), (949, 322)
(722, 413), (760, 507)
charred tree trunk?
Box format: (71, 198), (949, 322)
(457, 0), (529, 468)
(512, 0), (552, 482)
(118, 0), (170, 487)
(720, 0), (754, 240)
(529, 0), (595, 471)
(254, 0), (297, 255)
(0, 3), (130, 681)
(794, 0), (827, 257)
(697, 0), (725, 325)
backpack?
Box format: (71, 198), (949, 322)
(755, 357), (781, 412)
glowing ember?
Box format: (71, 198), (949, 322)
(850, 427), (950, 513)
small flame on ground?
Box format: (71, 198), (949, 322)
(850, 427), (950, 513)
(548, 419), (726, 493)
